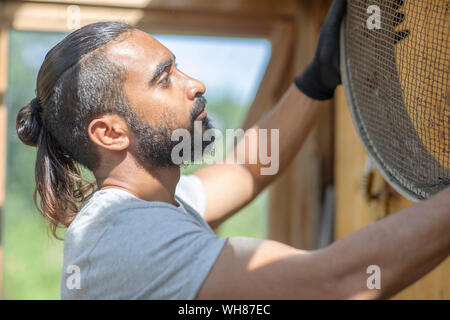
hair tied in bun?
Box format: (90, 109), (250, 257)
(30, 98), (43, 123)
(16, 97), (44, 147)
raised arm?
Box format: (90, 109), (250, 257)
(194, 0), (346, 227)
(195, 88), (328, 227)
(196, 187), (450, 299)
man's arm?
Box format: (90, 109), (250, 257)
(196, 187), (450, 299)
(194, 87), (328, 227)
(194, 0), (346, 227)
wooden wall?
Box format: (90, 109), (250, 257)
(335, 87), (450, 299)
(257, 0), (449, 299)
(266, 0), (334, 250)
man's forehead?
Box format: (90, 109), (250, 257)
(105, 29), (171, 67)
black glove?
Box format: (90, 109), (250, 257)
(294, 0), (347, 100)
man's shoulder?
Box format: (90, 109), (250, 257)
(69, 187), (194, 234)
(61, 185), (226, 300)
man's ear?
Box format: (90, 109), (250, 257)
(88, 114), (130, 151)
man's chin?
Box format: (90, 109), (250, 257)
(135, 116), (215, 168)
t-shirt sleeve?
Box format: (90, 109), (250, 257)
(84, 204), (227, 300)
(175, 174), (207, 218)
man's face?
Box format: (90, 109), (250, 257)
(105, 29), (213, 167)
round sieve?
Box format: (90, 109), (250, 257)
(340, 0), (449, 201)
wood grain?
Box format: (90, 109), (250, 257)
(335, 83), (450, 299)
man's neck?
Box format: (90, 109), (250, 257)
(95, 153), (181, 206)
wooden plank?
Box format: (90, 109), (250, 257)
(0, 105), (5, 210)
(267, 0), (334, 250)
(3, 1), (283, 37)
(16, 0), (297, 17)
(335, 82), (450, 298)
(137, 11), (282, 38)
(334, 86), (388, 239)
(4, 2), (145, 31)
(242, 20), (294, 129)
(23, 0), (155, 8)
(294, 0), (335, 193)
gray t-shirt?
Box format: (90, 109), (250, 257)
(61, 175), (227, 299)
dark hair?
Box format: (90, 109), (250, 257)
(16, 21), (135, 238)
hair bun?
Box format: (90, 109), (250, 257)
(16, 98), (44, 147)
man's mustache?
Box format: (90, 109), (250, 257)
(192, 96), (207, 120)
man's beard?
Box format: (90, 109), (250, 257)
(127, 96), (215, 168)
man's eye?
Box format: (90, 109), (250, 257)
(160, 75), (170, 86)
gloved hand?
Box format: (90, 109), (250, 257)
(294, 0), (347, 100)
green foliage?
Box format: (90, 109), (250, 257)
(3, 30), (268, 299)
(4, 194), (64, 299)
(4, 30), (68, 300)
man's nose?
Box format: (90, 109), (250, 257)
(186, 76), (206, 100)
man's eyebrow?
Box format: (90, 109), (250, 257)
(149, 54), (177, 85)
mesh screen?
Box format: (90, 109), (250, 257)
(341, 0), (449, 200)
